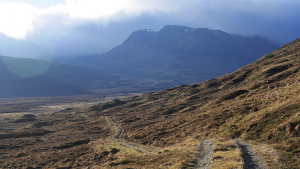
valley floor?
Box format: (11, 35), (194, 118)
(0, 106), (280, 169)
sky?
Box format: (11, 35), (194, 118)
(0, 0), (300, 61)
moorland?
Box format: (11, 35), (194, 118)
(2, 26), (300, 169)
(1, 36), (300, 168)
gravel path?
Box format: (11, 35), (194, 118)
(104, 116), (112, 126)
(186, 140), (214, 169)
(104, 116), (154, 153)
(105, 116), (123, 139)
(235, 140), (266, 169)
(116, 126), (123, 139)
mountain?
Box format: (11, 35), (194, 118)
(1, 25), (279, 98)
(89, 25), (280, 83)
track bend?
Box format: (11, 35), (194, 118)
(104, 116), (155, 153)
(235, 140), (266, 169)
(105, 116), (123, 139)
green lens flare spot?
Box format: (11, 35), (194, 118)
(2, 56), (52, 78)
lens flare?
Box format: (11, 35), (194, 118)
(1, 56), (52, 78)
(0, 34), (55, 78)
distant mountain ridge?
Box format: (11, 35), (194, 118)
(0, 56), (114, 98)
(0, 25), (281, 98)
(90, 25), (280, 83)
(0, 56), (176, 98)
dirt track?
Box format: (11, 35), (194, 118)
(186, 140), (214, 169)
(236, 140), (266, 169)
(104, 116), (155, 153)
(105, 116), (123, 139)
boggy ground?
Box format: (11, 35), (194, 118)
(2, 38), (300, 168)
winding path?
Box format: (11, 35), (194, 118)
(105, 116), (123, 139)
(235, 140), (266, 169)
(104, 116), (155, 153)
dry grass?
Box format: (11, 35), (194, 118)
(210, 139), (243, 169)
(93, 138), (199, 169)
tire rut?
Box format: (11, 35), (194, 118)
(235, 140), (266, 169)
(186, 140), (214, 169)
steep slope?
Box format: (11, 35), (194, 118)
(85, 37), (300, 168)
(90, 25), (279, 83)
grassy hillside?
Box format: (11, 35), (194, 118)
(85, 37), (300, 168)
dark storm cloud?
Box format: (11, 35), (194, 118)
(163, 0), (300, 44)
(0, 0), (300, 60)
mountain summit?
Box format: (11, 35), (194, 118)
(90, 25), (279, 84)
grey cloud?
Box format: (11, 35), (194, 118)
(1, 0), (300, 60)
